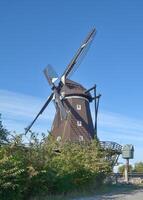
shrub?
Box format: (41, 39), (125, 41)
(0, 134), (112, 199)
(134, 162), (143, 173)
(0, 114), (9, 143)
(118, 164), (133, 174)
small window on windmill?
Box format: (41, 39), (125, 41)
(79, 135), (84, 142)
(56, 136), (61, 142)
(76, 104), (81, 110)
(77, 121), (82, 126)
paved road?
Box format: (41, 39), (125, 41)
(73, 188), (143, 200)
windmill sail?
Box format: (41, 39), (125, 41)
(25, 28), (96, 142)
(25, 93), (54, 134)
(44, 65), (59, 85)
(61, 28), (96, 84)
(43, 66), (67, 120)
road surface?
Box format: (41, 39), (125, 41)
(73, 188), (143, 200)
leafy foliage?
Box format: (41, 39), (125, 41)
(118, 164), (133, 174)
(134, 162), (143, 173)
(118, 162), (143, 174)
(0, 133), (112, 200)
(0, 114), (9, 143)
(0, 117), (112, 199)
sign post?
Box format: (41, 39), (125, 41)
(122, 144), (134, 183)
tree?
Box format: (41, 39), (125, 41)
(0, 114), (9, 143)
(118, 164), (133, 174)
(134, 162), (143, 173)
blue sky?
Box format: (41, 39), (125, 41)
(0, 0), (143, 164)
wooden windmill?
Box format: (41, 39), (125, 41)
(25, 28), (101, 142)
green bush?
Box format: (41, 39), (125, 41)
(0, 140), (28, 199)
(134, 162), (143, 173)
(118, 164), (133, 174)
(0, 134), (112, 200)
(0, 114), (9, 143)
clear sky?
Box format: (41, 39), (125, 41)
(0, 0), (143, 164)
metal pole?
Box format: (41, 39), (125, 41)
(85, 85), (101, 138)
(95, 94), (101, 137)
(125, 158), (129, 183)
(94, 85), (97, 137)
(85, 86), (96, 94)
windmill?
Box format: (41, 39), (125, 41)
(25, 28), (101, 142)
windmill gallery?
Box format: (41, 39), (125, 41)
(25, 29), (122, 163)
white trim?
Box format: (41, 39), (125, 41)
(61, 75), (65, 84)
(52, 77), (58, 83)
(65, 95), (89, 102)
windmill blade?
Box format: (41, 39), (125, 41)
(61, 28), (96, 84)
(44, 65), (59, 85)
(25, 93), (54, 134)
(43, 66), (67, 120)
(53, 88), (67, 120)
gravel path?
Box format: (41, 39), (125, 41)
(73, 188), (143, 200)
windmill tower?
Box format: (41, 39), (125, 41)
(25, 28), (101, 142)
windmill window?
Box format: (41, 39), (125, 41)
(79, 135), (84, 141)
(77, 121), (82, 126)
(56, 136), (61, 142)
(76, 104), (81, 110)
